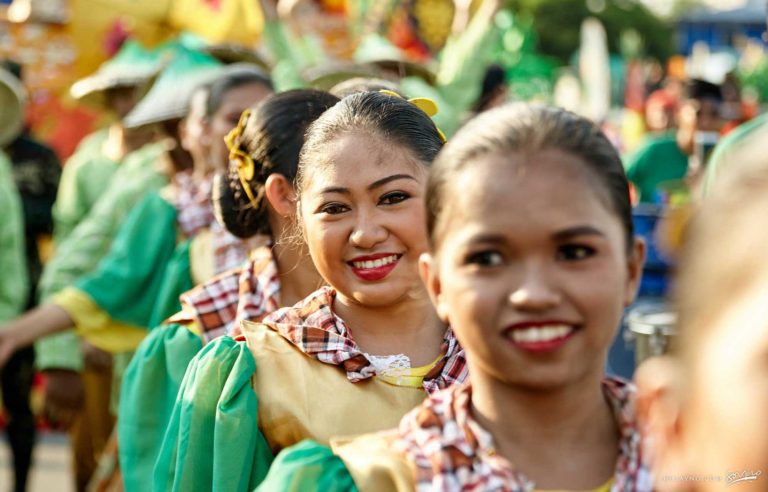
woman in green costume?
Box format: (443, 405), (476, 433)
(152, 91), (467, 492)
(0, 66), (273, 363)
(257, 103), (651, 492)
(117, 88), (340, 492)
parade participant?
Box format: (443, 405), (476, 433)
(32, 47), (224, 390)
(153, 91), (465, 492)
(259, 103), (650, 491)
(625, 79), (723, 203)
(636, 146), (768, 492)
(118, 89), (339, 492)
(0, 65), (273, 365)
(56, 39), (161, 244)
(0, 65), (32, 492)
(35, 42), (159, 489)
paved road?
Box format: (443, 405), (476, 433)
(0, 432), (73, 492)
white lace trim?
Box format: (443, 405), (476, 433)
(364, 353), (412, 377)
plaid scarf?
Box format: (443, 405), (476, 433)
(389, 378), (652, 491)
(173, 172), (215, 238)
(171, 246), (280, 343)
(172, 171), (256, 278)
(263, 286), (467, 394)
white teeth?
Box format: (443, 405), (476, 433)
(510, 324), (573, 344)
(351, 255), (399, 269)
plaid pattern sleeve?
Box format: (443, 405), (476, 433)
(262, 286), (468, 393)
(388, 377), (651, 491)
(173, 246), (280, 343)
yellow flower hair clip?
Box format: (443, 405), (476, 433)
(224, 109), (259, 205)
(379, 89), (447, 143)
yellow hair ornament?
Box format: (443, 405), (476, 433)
(224, 109), (259, 205)
(379, 90), (447, 142)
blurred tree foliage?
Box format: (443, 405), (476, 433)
(505, 0), (675, 63)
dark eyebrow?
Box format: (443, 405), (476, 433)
(468, 233), (507, 245)
(319, 186), (350, 196)
(553, 226), (606, 241)
(368, 174), (416, 191)
(319, 174), (416, 196)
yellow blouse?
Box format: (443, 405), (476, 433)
(241, 320), (429, 454)
(535, 479), (613, 492)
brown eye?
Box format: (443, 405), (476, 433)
(557, 244), (595, 261)
(318, 203), (349, 215)
(466, 251), (504, 267)
(379, 191), (410, 205)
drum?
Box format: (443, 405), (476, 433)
(625, 302), (677, 366)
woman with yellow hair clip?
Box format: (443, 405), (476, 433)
(118, 89), (339, 492)
(154, 91), (465, 492)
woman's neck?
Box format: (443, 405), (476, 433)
(272, 240), (323, 307)
(470, 367), (619, 489)
(102, 123), (127, 161)
(334, 289), (445, 367)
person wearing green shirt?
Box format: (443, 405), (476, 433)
(0, 62), (273, 368)
(0, 150), (31, 492)
(2, 47), (220, 491)
(625, 79), (724, 204)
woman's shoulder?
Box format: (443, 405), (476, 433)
(178, 245), (280, 340)
(331, 432), (417, 492)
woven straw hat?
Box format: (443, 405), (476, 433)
(70, 40), (166, 107)
(123, 47), (223, 128)
(0, 67), (26, 147)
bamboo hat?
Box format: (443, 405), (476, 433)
(123, 47), (223, 128)
(0, 67), (26, 147)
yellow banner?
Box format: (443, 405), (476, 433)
(168, 0), (263, 45)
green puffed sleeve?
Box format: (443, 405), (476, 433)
(153, 336), (274, 492)
(72, 192), (179, 329)
(148, 239), (194, 328)
(256, 440), (358, 492)
(119, 323), (203, 492)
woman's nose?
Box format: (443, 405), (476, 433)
(509, 264), (561, 311)
(350, 211), (388, 249)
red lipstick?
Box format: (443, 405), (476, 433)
(347, 253), (401, 282)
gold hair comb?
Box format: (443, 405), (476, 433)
(379, 89), (447, 142)
(224, 109), (259, 205)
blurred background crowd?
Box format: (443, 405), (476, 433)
(0, 0), (766, 491)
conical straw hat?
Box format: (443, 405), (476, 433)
(0, 67), (26, 147)
(123, 47), (223, 128)
(70, 40), (166, 106)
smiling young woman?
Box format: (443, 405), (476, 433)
(256, 103), (650, 492)
(153, 91), (468, 492)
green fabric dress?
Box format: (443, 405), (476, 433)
(0, 150), (29, 322)
(152, 337), (274, 492)
(120, 247), (280, 492)
(35, 142), (167, 371)
(119, 323), (203, 492)
(257, 441), (356, 492)
(51, 128), (115, 244)
(624, 132), (689, 204)
(68, 192), (181, 330)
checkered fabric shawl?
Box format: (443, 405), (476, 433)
(172, 246), (280, 343)
(263, 286), (467, 393)
(173, 172), (215, 238)
(389, 377), (651, 491)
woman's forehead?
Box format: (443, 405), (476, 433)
(304, 133), (427, 189)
